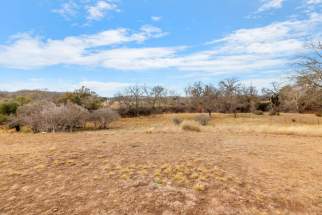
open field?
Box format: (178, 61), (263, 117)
(0, 113), (322, 214)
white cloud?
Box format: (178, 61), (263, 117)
(151, 16), (162, 22)
(52, 1), (78, 19)
(78, 81), (130, 92)
(0, 79), (131, 96)
(179, 13), (322, 74)
(87, 0), (119, 21)
(306, 0), (322, 5)
(0, 26), (168, 69)
(257, 0), (284, 12)
(240, 77), (282, 89)
(0, 13), (321, 76)
(0, 78), (75, 92)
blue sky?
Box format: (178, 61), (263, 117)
(0, 0), (322, 96)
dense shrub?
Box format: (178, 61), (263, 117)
(194, 114), (210, 126)
(0, 101), (19, 115)
(256, 102), (271, 112)
(118, 107), (153, 117)
(0, 114), (8, 124)
(17, 101), (90, 133)
(180, 120), (201, 132)
(59, 86), (104, 111)
(89, 108), (120, 129)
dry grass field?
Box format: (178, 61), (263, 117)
(0, 113), (322, 215)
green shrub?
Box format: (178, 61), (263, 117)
(0, 114), (8, 124)
(0, 101), (19, 115)
(194, 114), (210, 126)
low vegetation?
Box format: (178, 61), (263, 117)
(194, 114), (210, 126)
(16, 101), (118, 133)
(1, 113), (321, 214)
(172, 116), (183, 126)
(0, 42), (321, 134)
(180, 120), (201, 132)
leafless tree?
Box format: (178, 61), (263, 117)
(185, 82), (206, 113)
(262, 82), (282, 115)
(296, 42), (322, 89)
(218, 79), (241, 117)
(125, 85), (146, 115)
(149, 86), (168, 110)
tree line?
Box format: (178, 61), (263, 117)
(0, 42), (321, 132)
(113, 42), (322, 117)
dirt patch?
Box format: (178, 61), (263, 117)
(0, 115), (322, 214)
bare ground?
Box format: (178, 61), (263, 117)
(0, 114), (322, 215)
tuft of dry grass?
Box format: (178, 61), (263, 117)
(194, 114), (210, 126)
(217, 124), (322, 137)
(180, 120), (201, 132)
(172, 116), (183, 126)
(193, 183), (207, 192)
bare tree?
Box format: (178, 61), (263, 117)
(125, 85), (145, 115)
(240, 85), (258, 113)
(185, 82), (206, 113)
(149, 86), (168, 110)
(203, 84), (219, 116)
(262, 82), (282, 115)
(296, 42), (322, 89)
(218, 79), (241, 117)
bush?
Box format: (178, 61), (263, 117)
(172, 116), (183, 126)
(0, 114), (8, 124)
(269, 111), (280, 116)
(17, 101), (89, 133)
(0, 101), (19, 115)
(194, 114), (210, 126)
(253, 110), (264, 115)
(59, 86), (104, 111)
(180, 120), (201, 132)
(316, 112), (322, 117)
(89, 108), (120, 129)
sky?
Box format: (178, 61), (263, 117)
(0, 0), (322, 96)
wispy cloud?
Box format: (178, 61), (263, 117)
(0, 13), (321, 76)
(53, 0), (119, 22)
(0, 25), (169, 69)
(151, 16), (162, 22)
(86, 0), (119, 21)
(52, 1), (78, 19)
(306, 0), (322, 5)
(77, 81), (130, 95)
(257, 0), (284, 12)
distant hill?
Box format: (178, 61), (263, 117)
(0, 90), (64, 102)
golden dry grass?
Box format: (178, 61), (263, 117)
(180, 120), (201, 132)
(111, 112), (322, 137)
(0, 113), (322, 214)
